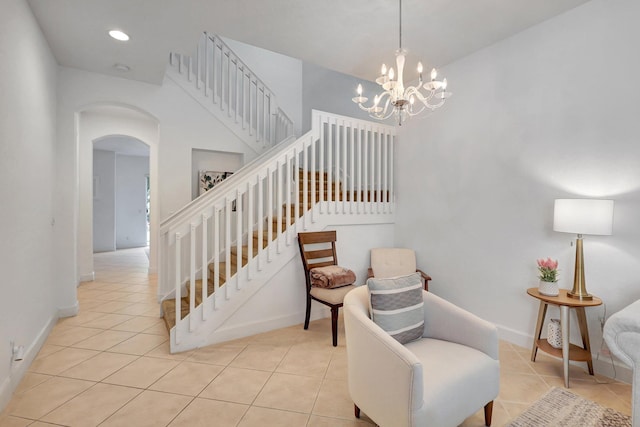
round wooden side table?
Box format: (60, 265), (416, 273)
(527, 288), (602, 388)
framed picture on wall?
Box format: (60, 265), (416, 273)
(199, 171), (235, 210)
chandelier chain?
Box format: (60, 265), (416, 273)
(399, 0), (402, 51)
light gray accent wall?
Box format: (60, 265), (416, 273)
(394, 0), (640, 350)
(0, 0), (58, 410)
(301, 62), (381, 133)
(115, 154), (150, 249)
(93, 150), (116, 252)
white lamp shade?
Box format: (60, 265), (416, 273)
(553, 199), (614, 235)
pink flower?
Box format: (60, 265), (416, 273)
(537, 258), (559, 282)
(537, 258), (557, 269)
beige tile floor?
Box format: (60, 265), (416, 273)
(0, 248), (632, 427)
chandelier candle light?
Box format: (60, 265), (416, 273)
(352, 0), (452, 125)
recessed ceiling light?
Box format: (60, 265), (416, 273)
(108, 30), (130, 41)
(113, 63), (131, 72)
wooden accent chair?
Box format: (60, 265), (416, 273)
(298, 231), (356, 347)
(368, 247), (431, 291)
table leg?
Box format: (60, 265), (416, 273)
(561, 305), (570, 387)
(531, 302), (548, 362)
(575, 307), (594, 375)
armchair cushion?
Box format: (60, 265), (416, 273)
(367, 273), (424, 344)
(371, 247), (417, 278)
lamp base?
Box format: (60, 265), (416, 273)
(568, 235), (593, 300)
(567, 290), (593, 300)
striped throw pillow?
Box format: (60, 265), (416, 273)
(367, 272), (424, 344)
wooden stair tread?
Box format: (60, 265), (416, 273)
(161, 297), (189, 331)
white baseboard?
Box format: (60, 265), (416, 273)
(79, 272), (94, 282)
(496, 322), (632, 384)
(58, 301), (79, 318)
(0, 315), (57, 412)
(496, 323), (533, 349)
(206, 307), (329, 346)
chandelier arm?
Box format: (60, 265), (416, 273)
(371, 95), (395, 120)
(407, 104), (427, 117)
(357, 90), (391, 113)
(410, 89), (439, 107)
(380, 97), (396, 119)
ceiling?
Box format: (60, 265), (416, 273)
(27, 0), (591, 85)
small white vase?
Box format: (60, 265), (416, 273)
(538, 280), (559, 296)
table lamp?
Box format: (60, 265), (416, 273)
(553, 199), (614, 300)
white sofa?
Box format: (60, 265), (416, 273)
(344, 286), (500, 427)
(603, 300), (640, 427)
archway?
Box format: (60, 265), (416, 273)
(76, 104), (159, 281)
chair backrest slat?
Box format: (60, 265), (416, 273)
(298, 230), (336, 245)
(307, 260), (336, 269)
(297, 231), (338, 283)
(305, 248), (335, 260)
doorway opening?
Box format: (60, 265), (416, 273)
(93, 135), (150, 252)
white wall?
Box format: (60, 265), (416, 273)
(0, 0), (59, 410)
(215, 223), (394, 339)
(222, 38), (303, 138)
(116, 154), (150, 249)
(395, 0), (640, 360)
(93, 150), (116, 252)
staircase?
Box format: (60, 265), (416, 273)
(158, 110), (396, 352)
(160, 169), (338, 332)
(167, 33), (295, 154)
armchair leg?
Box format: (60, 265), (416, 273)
(304, 296), (311, 330)
(484, 401), (493, 426)
(354, 404), (361, 419)
(331, 306), (339, 347)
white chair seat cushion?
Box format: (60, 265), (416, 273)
(310, 284), (357, 305)
(405, 338), (500, 427)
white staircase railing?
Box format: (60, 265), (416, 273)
(158, 110), (396, 351)
(169, 33), (294, 150)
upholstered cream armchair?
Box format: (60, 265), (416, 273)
(368, 248), (431, 290)
(344, 285), (500, 427)
(603, 300), (640, 427)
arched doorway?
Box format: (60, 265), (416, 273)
(76, 104), (159, 281)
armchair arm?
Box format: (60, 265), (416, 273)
(344, 286), (423, 427)
(604, 300), (640, 369)
(367, 267), (374, 280)
(423, 292), (498, 360)
(416, 269), (431, 291)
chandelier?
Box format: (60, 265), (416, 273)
(352, 0), (452, 125)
